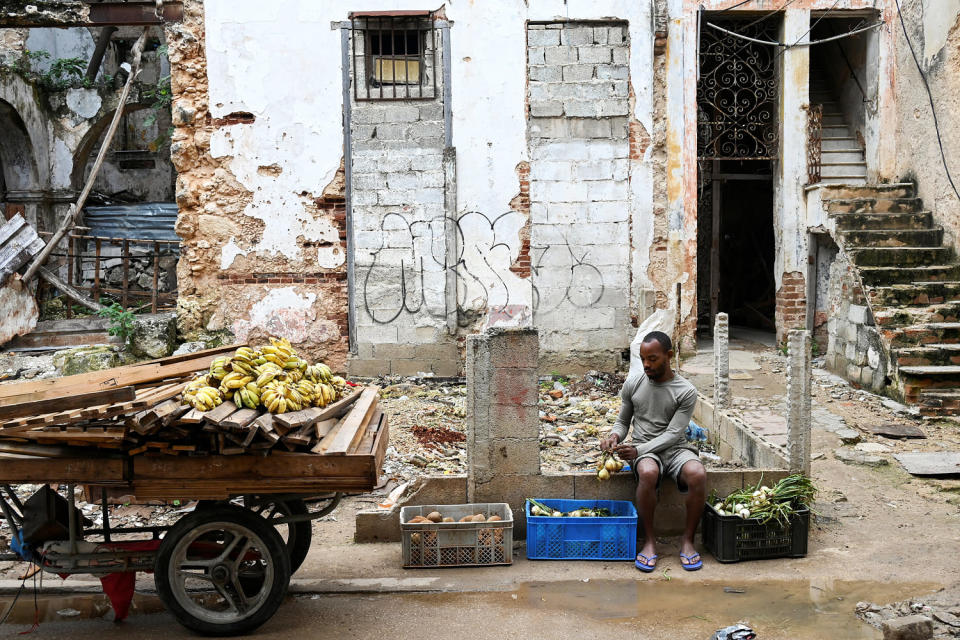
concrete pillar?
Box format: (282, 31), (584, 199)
(466, 327), (540, 504)
(713, 311), (729, 411)
(786, 329), (811, 475)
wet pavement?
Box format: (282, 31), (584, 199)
(0, 579), (937, 639)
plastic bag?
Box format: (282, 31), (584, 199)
(711, 624), (757, 640)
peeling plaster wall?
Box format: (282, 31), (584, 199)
(172, 0), (655, 374)
(168, 0), (349, 368)
(893, 0), (960, 251)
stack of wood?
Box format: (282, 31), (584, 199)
(0, 345), (382, 458)
(0, 215), (44, 287)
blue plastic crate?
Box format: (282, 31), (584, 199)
(525, 499), (638, 561)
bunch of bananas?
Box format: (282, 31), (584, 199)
(185, 339), (347, 414)
(260, 380), (309, 414)
(182, 374), (224, 411)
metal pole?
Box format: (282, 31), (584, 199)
(341, 25), (358, 355)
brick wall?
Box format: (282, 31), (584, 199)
(526, 21), (634, 368)
(775, 271), (807, 345)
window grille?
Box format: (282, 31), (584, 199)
(350, 12), (439, 101)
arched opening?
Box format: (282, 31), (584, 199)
(0, 98), (41, 223)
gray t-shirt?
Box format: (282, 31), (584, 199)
(611, 371), (698, 457)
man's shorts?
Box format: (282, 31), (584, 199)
(630, 446), (702, 493)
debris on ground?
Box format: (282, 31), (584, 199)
(856, 584), (960, 639)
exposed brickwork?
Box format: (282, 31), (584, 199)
(775, 271), (807, 345)
(629, 119), (651, 160)
(509, 161), (531, 279)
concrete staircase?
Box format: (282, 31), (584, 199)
(810, 76), (867, 185)
(829, 183), (960, 415)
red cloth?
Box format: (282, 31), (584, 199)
(96, 540), (162, 622)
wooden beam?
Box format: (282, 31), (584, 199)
(323, 386), (379, 455)
(0, 386), (134, 421)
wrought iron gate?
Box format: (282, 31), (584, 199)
(697, 19), (780, 160)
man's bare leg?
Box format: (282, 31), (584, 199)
(635, 458), (660, 567)
(679, 460), (707, 565)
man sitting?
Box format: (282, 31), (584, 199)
(599, 330), (706, 572)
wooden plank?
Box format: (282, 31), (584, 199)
(178, 408), (206, 424)
(314, 418), (337, 439)
(221, 408), (259, 429)
(203, 402), (240, 425)
(273, 407), (323, 431)
(0, 453), (126, 484)
(323, 387), (379, 456)
(356, 409), (383, 454)
(312, 415), (348, 454)
(0, 385), (133, 421)
(0, 214), (26, 248)
(0, 352), (224, 402)
(254, 414), (280, 445)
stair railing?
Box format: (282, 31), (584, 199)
(807, 104), (823, 185)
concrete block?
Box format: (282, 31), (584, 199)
(565, 118), (611, 139)
(483, 439), (541, 476)
(880, 615), (932, 640)
(490, 367), (540, 406)
(598, 98), (630, 117)
(374, 343), (416, 360)
(530, 179), (590, 203)
(848, 304), (869, 325)
(563, 100), (599, 118)
(352, 106), (386, 124)
(562, 64), (595, 82)
(347, 358), (388, 377)
(528, 28), (560, 46)
(530, 101), (564, 117)
(391, 359), (436, 376)
(356, 323), (400, 343)
(420, 171), (444, 188)
(489, 406), (540, 439)
(544, 46), (578, 66)
(540, 202), (581, 224)
(474, 473), (574, 536)
(528, 117), (569, 139)
(432, 358), (461, 377)
(486, 328), (540, 369)
(573, 159), (613, 180)
(587, 179), (629, 202)
(596, 63), (629, 80)
(528, 47), (545, 65)
(355, 475), (468, 542)
(560, 25), (595, 46)
(418, 103), (443, 121)
(612, 47), (629, 64)
(384, 105), (421, 122)
(352, 190), (378, 205)
(611, 158), (629, 180)
(378, 155), (412, 172)
(385, 172), (420, 190)
(530, 161), (573, 182)
(409, 153), (442, 171)
(588, 140), (629, 160)
(407, 120), (444, 140)
(532, 140), (591, 161)
(578, 45), (612, 64)
(528, 65), (562, 82)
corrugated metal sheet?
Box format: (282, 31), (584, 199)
(82, 203), (179, 241)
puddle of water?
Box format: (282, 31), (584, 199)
(502, 579), (937, 639)
(0, 592), (164, 625)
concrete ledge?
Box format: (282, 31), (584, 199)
(355, 468), (789, 542)
(694, 395), (790, 469)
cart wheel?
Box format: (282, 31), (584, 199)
(155, 504), (290, 636)
(197, 498), (313, 575)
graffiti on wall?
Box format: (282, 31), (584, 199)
(359, 210), (605, 325)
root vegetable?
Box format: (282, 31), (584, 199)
(604, 458), (618, 472)
(426, 511), (443, 523)
(442, 517), (455, 522)
(598, 468), (611, 481)
(487, 515), (502, 522)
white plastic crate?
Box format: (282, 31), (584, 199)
(400, 503), (513, 568)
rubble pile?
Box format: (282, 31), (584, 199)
(857, 593), (960, 639)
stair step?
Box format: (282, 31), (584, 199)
(833, 212), (932, 230)
(859, 264), (960, 286)
(893, 344), (960, 367)
(822, 151), (866, 163)
(869, 281), (960, 307)
(827, 199), (923, 214)
(820, 183), (915, 199)
(876, 303), (960, 327)
(850, 246), (953, 267)
(822, 165), (867, 178)
(823, 138), (861, 151)
(917, 389), (960, 415)
(887, 322), (960, 348)
(821, 177), (868, 184)
(899, 365), (960, 375)
(838, 227), (943, 247)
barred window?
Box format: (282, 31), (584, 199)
(350, 11), (438, 101)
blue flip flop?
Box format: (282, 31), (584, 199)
(635, 553), (658, 572)
(680, 552), (703, 571)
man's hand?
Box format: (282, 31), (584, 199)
(614, 444), (638, 461)
(599, 433), (620, 452)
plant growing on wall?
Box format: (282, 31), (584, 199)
(97, 302), (137, 345)
(2, 49), (92, 90)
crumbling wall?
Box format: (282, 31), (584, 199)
(825, 253), (887, 392)
(526, 21), (633, 370)
(893, 2), (960, 250)
(167, 0), (349, 368)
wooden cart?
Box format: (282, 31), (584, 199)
(0, 351), (389, 636)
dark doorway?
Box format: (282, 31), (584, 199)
(696, 160), (775, 333)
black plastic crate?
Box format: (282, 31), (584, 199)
(701, 502), (809, 563)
